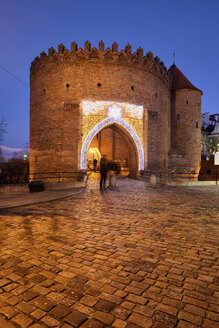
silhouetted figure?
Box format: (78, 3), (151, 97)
(100, 155), (108, 190)
(93, 158), (97, 172)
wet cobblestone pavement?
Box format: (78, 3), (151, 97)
(0, 176), (219, 328)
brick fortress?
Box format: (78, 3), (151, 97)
(30, 41), (202, 181)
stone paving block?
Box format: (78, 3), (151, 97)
(41, 314), (62, 327)
(0, 278), (11, 287)
(155, 303), (178, 316)
(65, 310), (87, 326)
(47, 291), (74, 307)
(128, 312), (153, 327)
(0, 316), (17, 327)
(12, 313), (33, 328)
(64, 288), (84, 301)
(112, 305), (131, 320)
(73, 302), (95, 315)
(6, 295), (21, 305)
(154, 311), (177, 326)
(178, 310), (202, 325)
(0, 305), (18, 318)
(31, 308), (46, 320)
(50, 304), (71, 318)
(80, 318), (104, 328)
(203, 318), (219, 328)
(152, 322), (173, 328)
(31, 295), (56, 311)
(21, 289), (40, 301)
(93, 310), (114, 324)
(94, 299), (116, 312)
(99, 292), (122, 305)
(133, 305), (154, 317)
(126, 293), (148, 305)
(207, 310), (219, 321)
(0, 180), (219, 327)
(80, 295), (98, 307)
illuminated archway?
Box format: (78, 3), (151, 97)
(80, 117), (144, 170)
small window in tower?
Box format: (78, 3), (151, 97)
(97, 83), (102, 87)
(196, 122), (198, 128)
(155, 92), (158, 98)
(66, 83), (70, 88)
(131, 86), (135, 91)
(186, 100), (189, 104)
(177, 114), (180, 120)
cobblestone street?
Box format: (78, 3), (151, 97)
(0, 177), (219, 328)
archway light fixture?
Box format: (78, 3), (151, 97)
(82, 100), (143, 119)
(80, 116), (144, 170)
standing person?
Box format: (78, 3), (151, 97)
(100, 155), (108, 190)
(93, 158), (97, 172)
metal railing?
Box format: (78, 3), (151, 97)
(139, 170), (219, 184)
(29, 171), (87, 183)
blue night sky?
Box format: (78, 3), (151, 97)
(0, 0), (219, 149)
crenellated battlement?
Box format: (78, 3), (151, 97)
(30, 41), (171, 86)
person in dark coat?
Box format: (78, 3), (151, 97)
(93, 158), (97, 172)
(99, 155), (108, 190)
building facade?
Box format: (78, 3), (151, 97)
(201, 112), (219, 156)
(29, 41), (202, 181)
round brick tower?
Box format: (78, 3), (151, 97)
(168, 65), (203, 173)
(29, 41), (172, 181)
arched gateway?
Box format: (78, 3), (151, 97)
(29, 41), (202, 182)
(80, 101), (144, 176)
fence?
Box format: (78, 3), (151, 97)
(139, 170), (219, 184)
(0, 162), (29, 184)
(29, 171), (86, 183)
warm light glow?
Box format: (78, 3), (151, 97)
(82, 101), (104, 115)
(108, 104), (122, 118)
(82, 101), (143, 119)
(87, 147), (101, 162)
(80, 117), (144, 170)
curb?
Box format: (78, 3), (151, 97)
(0, 188), (85, 211)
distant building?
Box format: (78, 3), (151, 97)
(201, 113), (219, 155)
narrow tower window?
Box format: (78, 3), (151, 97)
(177, 114), (180, 120)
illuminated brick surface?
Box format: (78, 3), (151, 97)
(30, 41), (202, 180)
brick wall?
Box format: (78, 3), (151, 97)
(169, 89), (202, 172)
(30, 55), (170, 178)
(29, 42), (201, 180)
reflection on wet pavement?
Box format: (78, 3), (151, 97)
(0, 177), (219, 327)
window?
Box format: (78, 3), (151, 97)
(177, 114), (180, 120)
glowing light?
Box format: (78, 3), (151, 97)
(108, 104), (122, 118)
(87, 147), (101, 162)
(80, 117), (144, 170)
(82, 101), (104, 115)
(125, 104), (143, 119)
(82, 101), (143, 119)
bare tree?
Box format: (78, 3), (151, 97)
(0, 115), (7, 141)
(0, 115), (7, 162)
